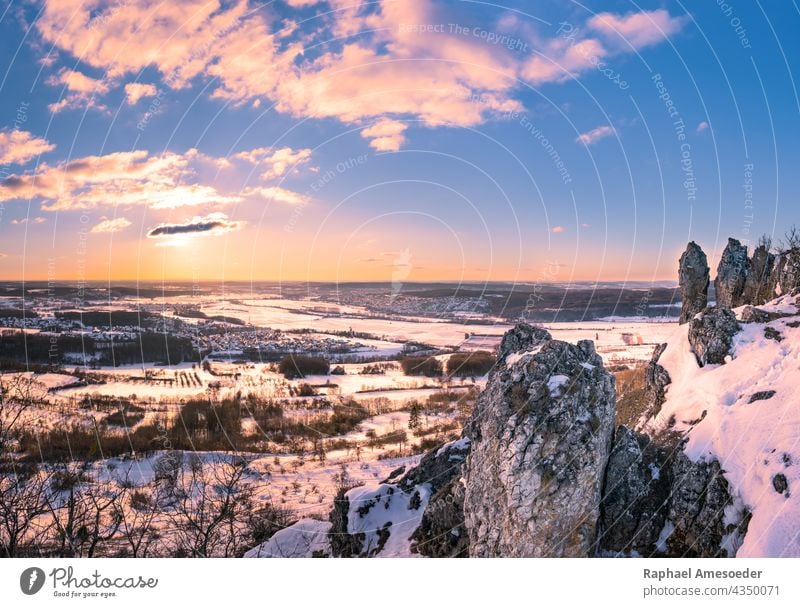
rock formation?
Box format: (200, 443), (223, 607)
(687, 306), (740, 366)
(643, 343), (671, 420)
(328, 437), (470, 558)
(773, 248), (800, 296)
(743, 244), (776, 305)
(715, 238), (750, 308)
(599, 428), (750, 557)
(462, 324), (616, 557)
(678, 242), (710, 323)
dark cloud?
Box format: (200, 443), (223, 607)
(147, 214), (241, 238)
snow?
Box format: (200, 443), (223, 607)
(436, 437), (471, 457)
(655, 521), (675, 553)
(244, 519), (332, 558)
(344, 482), (432, 557)
(647, 295), (800, 556)
(547, 374), (570, 397)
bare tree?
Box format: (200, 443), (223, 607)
(0, 464), (52, 557)
(169, 455), (254, 557)
(0, 373), (46, 455)
(113, 482), (164, 558)
(45, 465), (125, 557)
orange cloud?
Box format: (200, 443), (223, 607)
(0, 130), (55, 164)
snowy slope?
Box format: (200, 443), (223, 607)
(647, 294), (800, 556)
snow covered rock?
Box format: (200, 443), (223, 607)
(666, 453), (749, 557)
(678, 242), (710, 324)
(773, 248), (800, 296)
(645, 291), (800, 556)
(244, 519), (332, 558)
(406, 438), (471, 557)
(715, 238), (750, 308)
(687, 306), (740, 366)
(599, 427), (750, 557)
(463, 324), (616, 557)
(497, 322), (551, 363)
(328, 438), (471, 557)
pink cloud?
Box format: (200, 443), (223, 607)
(552, 226), (565, 233)
(124, 82), (158, 104)
(47, 68), (109, 113)
(244, 186), (310, 205)
(34, 1), (683, 150)
(588, 9), (686, 50)
(360, 119), (407, 152)
(0, 130), (55, 164)
(91, 217), (132, 233)
(0, 149), (241, 211)
(233, 147), (313, 180)
(576, 125), (615, 146)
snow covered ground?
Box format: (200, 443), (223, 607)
(647, 294), (800, 557)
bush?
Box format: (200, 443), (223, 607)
(614, 365), (648, 428)
(400, 356), (443, 377)
(278, 355), (330, 379)
(446, 351), (496, 377)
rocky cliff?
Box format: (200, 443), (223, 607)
(714, 238), (800, 308)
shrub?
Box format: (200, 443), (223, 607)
(400, 356), (443, 377)
(446, 351), (496, 377)
(614, 365), (648, 428)
(278, 355), (330, 379)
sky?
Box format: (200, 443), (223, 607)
(0, 0), (798, 284)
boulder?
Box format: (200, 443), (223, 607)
(688, 307), (740, 366)
(328, 437), (471, 558)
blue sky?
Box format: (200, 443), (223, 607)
(0, 0), (798, 282)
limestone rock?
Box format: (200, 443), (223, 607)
(678, 242), (710, 324)
(688, 307), (740, 366)
(743, 244), (776, 305)
(643, 343), (671, 420)
(598, 426), (671, 555)
(463, 324), (616, 557)
(715, 238), (750, 308)
(599, 429), (750, 557)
